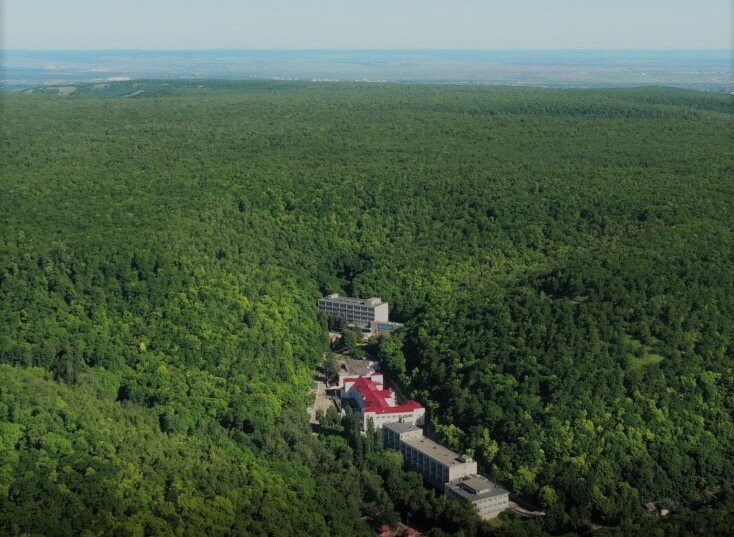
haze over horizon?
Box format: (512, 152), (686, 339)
(3, 2), (731, 92)
(4, 0), (732, 51)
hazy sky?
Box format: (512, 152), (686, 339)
(4, 0), (732, 50)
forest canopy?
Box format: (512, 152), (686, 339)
(1, 80), (732, 535)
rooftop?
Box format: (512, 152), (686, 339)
(320, 293), (384, 307)
(445, 474), (509, 500)
(401, 435), (474, 468)
(341, 358), (378, 378)
(459, 475), (493, 494)
(346, 376), (423, 415)
(384, 421), (422, 435)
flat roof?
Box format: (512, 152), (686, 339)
(384, 421), (422, 435)
(320, 294), (384, 307)
(445, 475), (509, 500)
(401, 435), (473, 468)
(341, 358), (377, 377)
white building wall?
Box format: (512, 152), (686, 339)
(478, 493), (509, 519)
(363, 407), (425, 430)
(318, 295), (389, 328)
(445, 491), (509, 520)
(447, 460), (478, 482)
(373, 302), (389, 322)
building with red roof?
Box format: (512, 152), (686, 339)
(342, 374), (425, 429)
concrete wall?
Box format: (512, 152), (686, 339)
(448, 460), (477, 482)
(373, 302), (389, 323)
(399, 443), (450, 491)
(445, 490), (509, 520)
(364, 407), (425, 430)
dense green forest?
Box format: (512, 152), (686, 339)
(1, 80), (732, 535)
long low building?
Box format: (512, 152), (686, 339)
(342, 374), (425, 429)
(318, 293), (402, 335)
(318, 294), (389, 330)
(384, 421), (477, 491)
(383, 421), (509, 519)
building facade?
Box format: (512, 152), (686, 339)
(444, 475), (510, 519)
(318, 294), (389, 330)
(342, 375), (425, 430)
(383, 421), (509, 518)
(394, 432), (477, 490)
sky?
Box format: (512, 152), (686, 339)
(3, 0), (732, 50)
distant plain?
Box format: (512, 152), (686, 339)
(3, 49), (732, 92)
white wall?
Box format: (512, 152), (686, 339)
(373, 302), (389, 322)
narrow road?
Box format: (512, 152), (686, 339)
(508, 497), (545, 518)
(307, 358), (334, 424)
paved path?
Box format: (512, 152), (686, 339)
(307, 357), (334, 424)
(508, 498), (545, 518)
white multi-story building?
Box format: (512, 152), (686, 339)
(384, 422), (477, 490)
(318, 294), (389, 330)
(383, 421), (509, 519)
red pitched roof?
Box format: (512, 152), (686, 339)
(346, 376), (423, 415)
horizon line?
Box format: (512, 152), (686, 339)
(4, 47), (732, 53)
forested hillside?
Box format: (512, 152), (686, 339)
(1, 80), (732, 535)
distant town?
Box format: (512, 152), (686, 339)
(315, 293), (511, 521)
